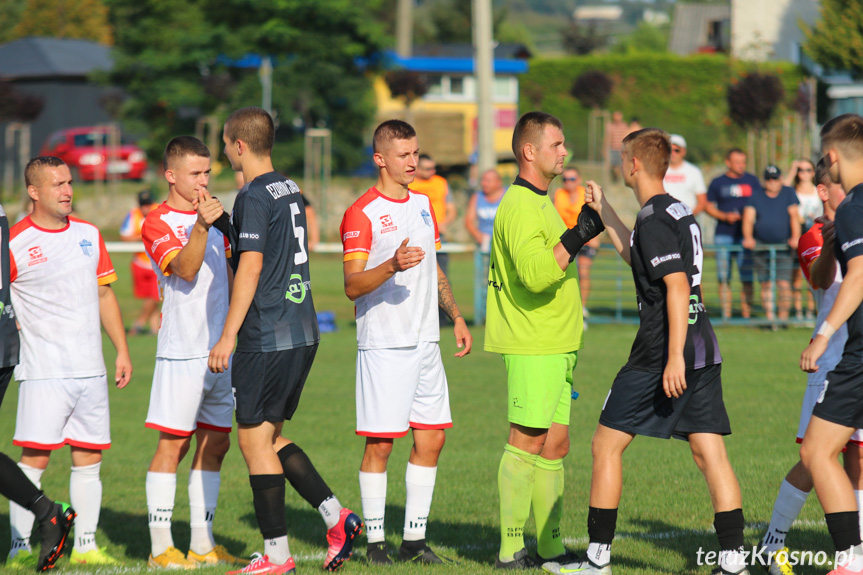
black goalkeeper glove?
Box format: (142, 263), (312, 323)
(212, 209), (237, 251)
(559, 205), (604, 262)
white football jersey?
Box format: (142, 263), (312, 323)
(340, 188), (440, 350)
(10, 216), (116, 380)
(142, 203), (230, 359)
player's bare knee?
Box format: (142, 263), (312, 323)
(364, 438), (394, 463)
(414, 429), (446, 457)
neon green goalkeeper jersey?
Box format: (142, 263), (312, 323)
(484, 178), (584, 355)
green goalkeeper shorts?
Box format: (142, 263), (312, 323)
(503, 351), (577, 429)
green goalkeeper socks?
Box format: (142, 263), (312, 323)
(498, 444), (537, 562)
(533, 456), (565, 559)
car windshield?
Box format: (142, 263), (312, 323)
(72, 133), (109, 147)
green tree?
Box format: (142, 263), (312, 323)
(106, 0), (387, 172)
(803, 0), (863, 74)
(10, 0), (113, 44)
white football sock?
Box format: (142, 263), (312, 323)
(318, 495), (342, 530)
(264, 535), (291, 565)
(404, 463), (436, 541)
(189, 469), (219, 555)
(586, 542), (611, 566)
(9, 463), (43, 556)
(70, 462), (101, 553)
(762, 479), (809, 552)
(146, 471), (176, 557)
(359, 471), (387, 543)
(719, 546), (747, 573)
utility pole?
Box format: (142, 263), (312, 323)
(473, 0), (496, 174)
(397, 0), (413, 58)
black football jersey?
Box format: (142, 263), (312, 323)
(626, 193), (721, 372)
(833, 184), (863, 364)
(230, 171), (319, 353)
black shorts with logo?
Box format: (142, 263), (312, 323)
(599, 363), (730, 440)
(812, 361), (863, 430)
(233, 344), (318, 425)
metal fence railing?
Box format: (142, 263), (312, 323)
(470, 243), (815, 329)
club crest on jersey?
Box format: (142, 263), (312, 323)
(79, 239), (94, 257)
(27, 246), (47, 266)
(379, 215), (397, 234)
(420, 209), (432, 227)
(176, 225), (189, 243)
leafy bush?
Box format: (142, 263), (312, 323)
(520, 54), (807, 164)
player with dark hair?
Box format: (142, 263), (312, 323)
(341, 119), (472, 565)
(141, 136), (247, 569)
(0, 191), (75, 571)
(8, 156), (132, 567)
(120, 189), (160, 335)
(210, 107), (361, 575)
(800, 113), (863, 575)
(756, 157), (856, 575)
(487, 111), (602, 569)
(544, 129), (748, 575)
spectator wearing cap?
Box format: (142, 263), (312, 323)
(663, 135), (707, 214)
(742, 165), (801, 323)
(120, 189), (161, 334)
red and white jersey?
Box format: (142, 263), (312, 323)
(341, 187), (441, 349)
(9, 216), (117, 380)
(797, 223), (846, 385)
(142, 203), (231, 359)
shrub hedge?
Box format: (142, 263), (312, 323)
(520, 53), (808, 164)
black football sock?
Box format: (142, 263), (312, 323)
(277, 444), (333, 508)
(714, 509), (745, 552)
(0, 453), (42, 510)
(250, 474), (287, 539)
(826, 511), (862, 552)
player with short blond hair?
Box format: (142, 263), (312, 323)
(210, 107), (361, 575)
(545, 128), (748, 575)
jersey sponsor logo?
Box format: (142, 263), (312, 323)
(841, 238), (863, 252)
(650, 253), (681, 267)
(79, 239), (94, 257)
(487, 279), (502, 291)
(239, 232), (260, 240)
(420, 208), (432, 227)
(343, 230), (360, 241)
(151, 233), (171, 252)
(801, 246), (820, 259)
(265, 179), (301, 200)
(665, 202), (692, 220)
(379, 214), (398, 234)
(664, 173), (687, 183)
(285, 273), (311, 304)
(688, 294), (705, 325)
(728, 183), (752, 198)
(27, 246), (47, 266)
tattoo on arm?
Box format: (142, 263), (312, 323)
(437, 267), (461, 321)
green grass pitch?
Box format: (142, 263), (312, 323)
(0, 252), (839, 573)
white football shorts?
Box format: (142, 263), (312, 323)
(14, 375), (111, 450)
(797, 377), (863, 444)
(146, 357), (233, 436)
(356, 341), (452, 437)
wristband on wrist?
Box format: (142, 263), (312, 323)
(817, 321), (837, 339)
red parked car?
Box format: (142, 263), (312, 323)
(40, 127), (148, 181)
